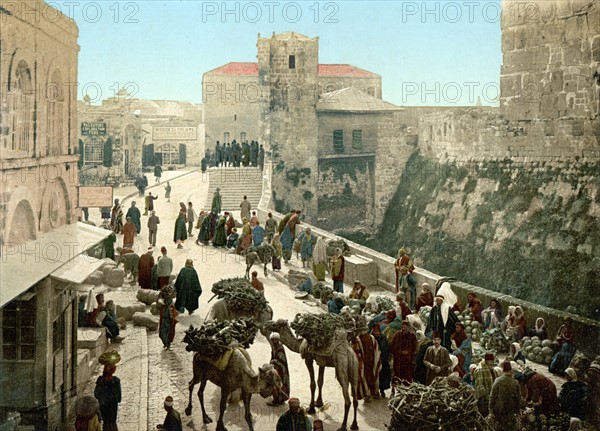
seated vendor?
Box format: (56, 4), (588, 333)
(226, 228), (239, 249)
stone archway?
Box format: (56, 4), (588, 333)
(3, 187), (37, 245)
(39, 178), (71, 234)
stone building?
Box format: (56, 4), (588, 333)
(203, 32), (404, 227)
(78, 96), (203, 185)
(0, 2), (112, 428)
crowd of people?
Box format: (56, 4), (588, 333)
(201, 140), (265, 171)
(84, 175), (595, 431)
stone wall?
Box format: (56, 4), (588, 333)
(419, 107), (599, 161)
(202, 73), (261, 145)
(500, 0), (599, 122)
(258, 33), (320, 221)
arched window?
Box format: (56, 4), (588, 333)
(46, 69), (64, 156)
(84, 137), (104, 164)
(223, 132), (230, 144)
(9, 61), (34, 155)
(240, 132), (247, 142)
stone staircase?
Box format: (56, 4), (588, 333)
(207, 167), (264, 212)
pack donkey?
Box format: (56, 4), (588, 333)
(244, 244), (276, 278)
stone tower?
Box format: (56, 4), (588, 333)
(258, 32), (319, 220)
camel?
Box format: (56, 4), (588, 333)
(264, 319), (360, 431)
(184, 347), (282, 431)
(243, 244), (276, 278)
(207, 299), (273, 337)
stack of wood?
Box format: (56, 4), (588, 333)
(387, 379), (493, 431)
(211, 278), (269, 315)
(183, 319), (259, 357)
(291, 312), (366, 348)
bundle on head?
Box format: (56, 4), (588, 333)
(183, 318), (259, 357)
(387, 379), (493, 431)
(211, 277), (269, 314)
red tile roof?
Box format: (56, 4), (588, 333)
(205, 62), (259, 76)
(205, 62), (377, 78)
(318, 64), (377, 78)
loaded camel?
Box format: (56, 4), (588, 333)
(184, 344), (282, 431)
(264, 319), (360, 431)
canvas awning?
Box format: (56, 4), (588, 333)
(0, 222), (112, 308)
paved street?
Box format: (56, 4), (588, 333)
(73, 169), (566, 431)
(74, 169), (393, 431)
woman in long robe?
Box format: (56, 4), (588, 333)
(212, 214), (227, 247)
(268, 333), (290, 406)
(280, 212), (300, 262)
(125, 202), (141, 234)
(138, 249), (154, 290)
(122, 217), (136, 248)
(372, 325), (391, 396)
(159, 295), (177, 350)
(173, 205), (188, 248)
(312, 236), (328, 281)
(226, 213), (236, 236)
(451, 322), (472, 375)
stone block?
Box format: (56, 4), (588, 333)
(343, 254), (377, 288)
(502, 28), (515, 51)
(77, 327), (108, 359)
(136, 289), (161, 305)
(116, 303), (146, 321)
(102, 263), (117, 278)
(105, 268), (124, 288)
(132, 312), (159, 331)
(540, 94), (559, 118)
(85, 270), (104, 286)
(150, 302), (161, 315)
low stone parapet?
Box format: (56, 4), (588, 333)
(77, 327), (108, 360)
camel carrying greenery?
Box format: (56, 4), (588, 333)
(264, 318), (361, 431)
(184, 345), (281, 431)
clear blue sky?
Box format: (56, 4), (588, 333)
(63, 1), (502, 106)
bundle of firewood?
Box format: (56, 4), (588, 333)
(387, 379), (493, 431)
(211, 277), (268, 314)
(183, 319), (259, 357)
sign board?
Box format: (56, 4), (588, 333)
(81, 122), (107, 136)
(153, 126), (197, 140)
(78, 186), (113, 208)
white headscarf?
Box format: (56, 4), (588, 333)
(313, 237), (328, 265)
(437, 282), (457, 325)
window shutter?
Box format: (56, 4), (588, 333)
(179, 143), (186, 165)
(78, 139), (84, 169)
(103, 137), (113, 167)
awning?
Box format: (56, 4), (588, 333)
(0, 222), (112, 308)
(51, 256), (105, 285)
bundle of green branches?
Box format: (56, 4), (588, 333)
(291, 312), (366, 348)
(183, 318), (259, 357)
(211, 277), (269, 314)
(374, 296), (396, 313)
(387, 379), (493, 431)
(312, 283), (332, 301)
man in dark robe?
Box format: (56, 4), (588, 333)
(173, 210), (187, 249)
(267, 332), (290, 406)
(126, 201), (142, 234)
(174, 259), (202, 315)
(489, 361), (522, 431)
(138, 247), (155, 290)
(196, 213), (211, 245)
(157, 395), (182, 431)
(103, 232), (117, 260)
(212, 212), (227, 247)
(211, 188), (222, 214)
(425, 295), (458, 351)
(276, 398), (311, 431)
(415, 283), (434, 312)
(390, 320), (417, 384)
(372, 324), (391, 397)
(277, 209), (295, 235)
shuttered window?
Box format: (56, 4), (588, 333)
(333, 130), (344, 153)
